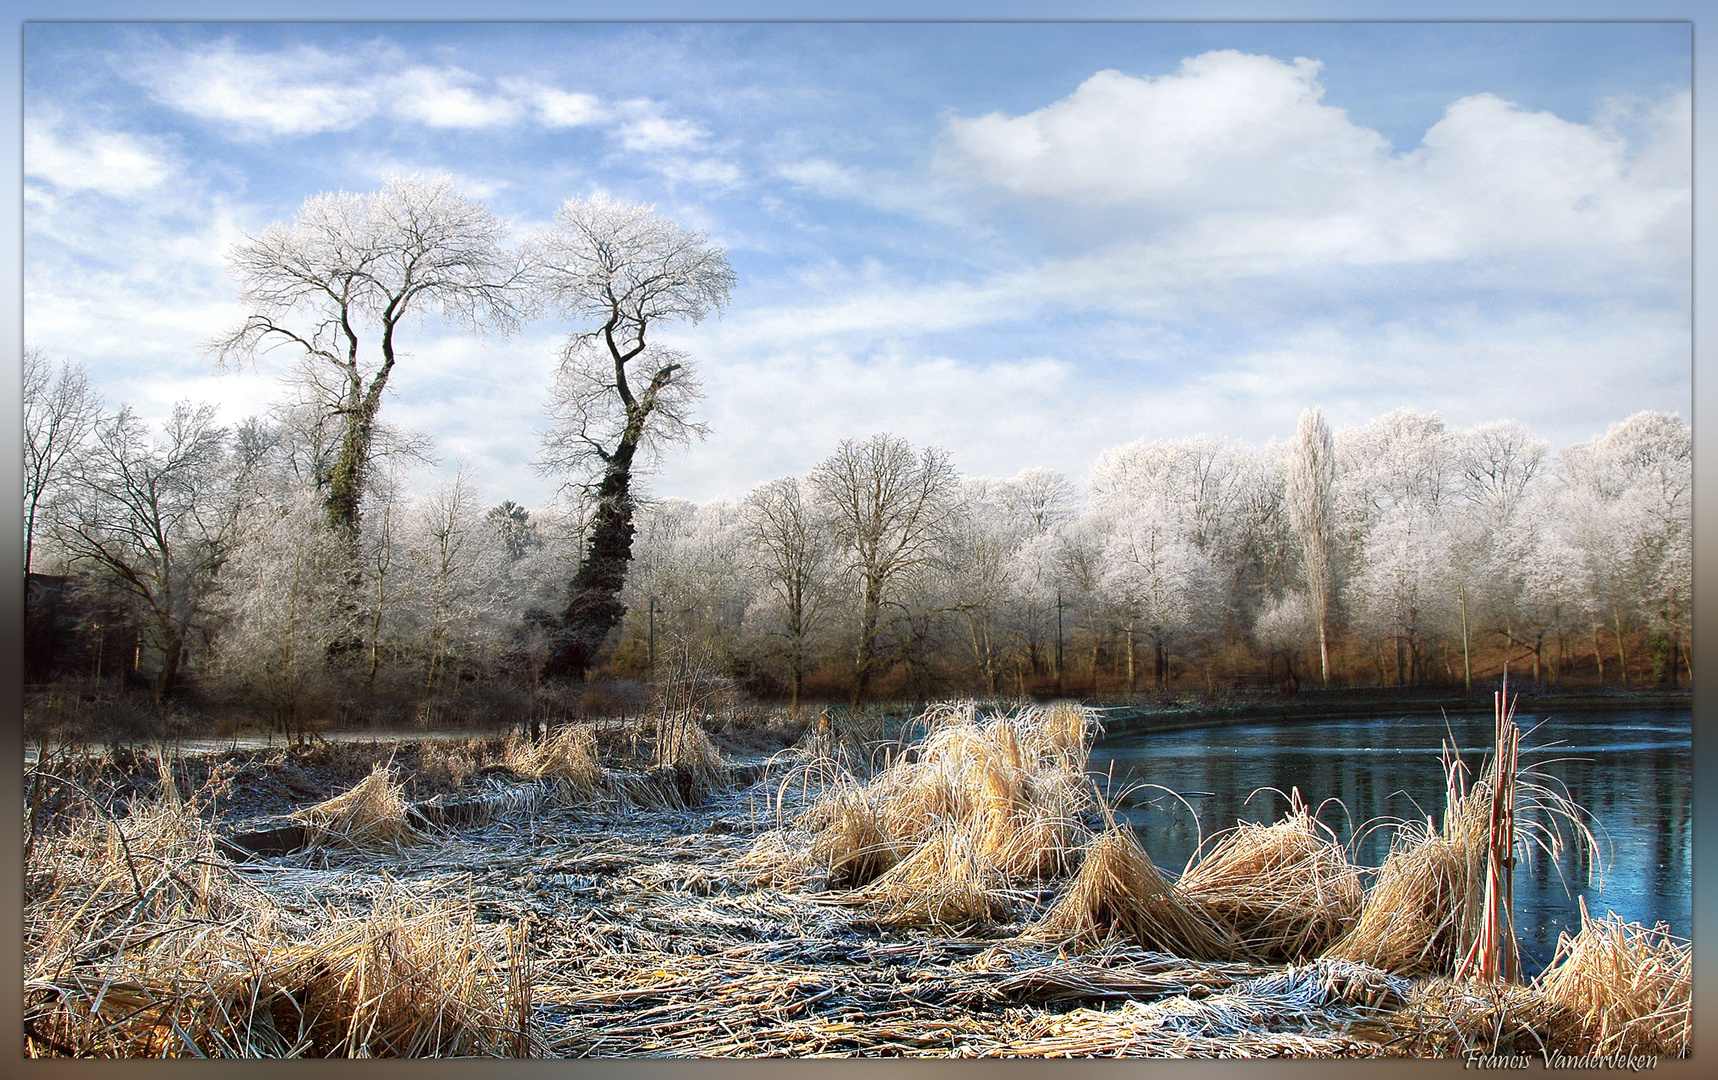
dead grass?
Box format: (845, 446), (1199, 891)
(23, 756), (529, 1057)
(1535, 899), (1691, 1057)
(506, 725), (604, 801)
(299, 764), (427, 852)
(1027, 827), (1241, 960)
(269, 883), (528, 1057)
(749, 701), (1099, 920)
(1178, 791), (1363, 962)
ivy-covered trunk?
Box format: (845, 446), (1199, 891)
(548, 436), (642, 682)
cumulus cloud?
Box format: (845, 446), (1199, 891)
(939, 49), (1689, 269)
(25, 120), (173, 196)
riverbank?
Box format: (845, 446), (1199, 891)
(23, 703), (1690, 1059)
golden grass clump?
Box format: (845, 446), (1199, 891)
(654, 712), (728, 801)
(802, 781), (903, 886)
(506, 724), (605, 800)
(1027, 827), (1241, 960)
(1535, 899), (1691, 1057)
(270, 885), (529, 1057)
(299, 763), (427, 852)
(1178, 793), (1363, 962)
(1325, 768), (1493, 977)
(851, 823), (1017, 928)
(25, 761), (529, 1057)
(769, 702), (1098, 902)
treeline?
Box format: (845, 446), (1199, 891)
(611, 410), (1690, 703)
(25, 335), (1691, 736)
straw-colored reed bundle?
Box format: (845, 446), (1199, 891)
(25, 762), (528, 1057)
(1178, 794), (1362, 961)
(506, 724), (604, 800)
(766, 702), (1098, 904)
(299, 763), (427, 851)
(270, 885), (526, 1057)
(1536, 899), (1691, 1057)
(851, 823), (1018, 928)
(1324, 782), (1490, 977)
(1028, 828), (1241, 960)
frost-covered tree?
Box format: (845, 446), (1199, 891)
(742, 477), (833, 709)
(1348, 505), (1458, 685)
(531, 195), (735, 681)
(1286, 408), (1337, 685)
(401, 471), (506, 696)
(23, 349), (103, 576)
(214, 174), (524, 539)
(1101, 497), (1223, 689)
(812, 433), (960, 706)
(1558, 411), (1691, 685)
(210, 489), (352, 738)
(55, 404), (241, 700)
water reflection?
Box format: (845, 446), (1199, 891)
(1089, 709), (1691, 971)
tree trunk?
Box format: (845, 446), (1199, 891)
(549, 440), (642, 682)
(1614, 605), (1630, 686)
(1592, 619), (1605, 684)
(1317, 618), (1330, 687)
(850, 575), (883, 708)
(154, 630), (183, 703)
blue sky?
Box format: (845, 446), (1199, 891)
(22, 20), (1691, 509)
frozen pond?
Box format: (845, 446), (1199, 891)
(1090, 707), (1692, 971)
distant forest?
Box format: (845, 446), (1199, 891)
(26, 342), (1690, 740)
(22, 180), (1691, 742)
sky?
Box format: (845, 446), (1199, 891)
(22, 21), (1692, 511)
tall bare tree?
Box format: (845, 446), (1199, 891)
(213, 174), (524, 539)
(531, 195), (735, 680)
(812, 433), (959, 706)
(23, 348), (103, 575)
(743, 477), (832, 710)
(1287, 407), (1337, 685)
(55, 404), (238, 700)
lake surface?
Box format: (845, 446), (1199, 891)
(1088, 707), (1691, 972)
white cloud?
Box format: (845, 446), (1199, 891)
(527, 86), (605, 128)
(615, 99), (707, 152)
(387, 66), (523, 128)
(135, 41), (381, 136)
(25, 120), (173, 196)
(939, 50), (1689, 270)
(944, 52), (1383, 209)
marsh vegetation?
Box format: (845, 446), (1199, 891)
(23, 697), (1688, 1059)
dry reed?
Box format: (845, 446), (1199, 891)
(1535, 898), (1691, 1057)
(1027, 827), (1241, 960)
(269, 883), (528, 1057)
(299, 763), (427, 851)
(1178, 791), (1362, 961)
(751, 701), (1099, 924)
(506, 725), (604, 800)
(25, 757), (527, 1057)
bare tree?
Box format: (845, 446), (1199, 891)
(812, 433), (959, 707)
(530, 195), (735, 680)
(23, 348), (103, 575)
(743, 477), (833, 709)
(212, 174), (524, 539)
(55, 403), (238, 700)
(1287, 407), (1337, 685)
